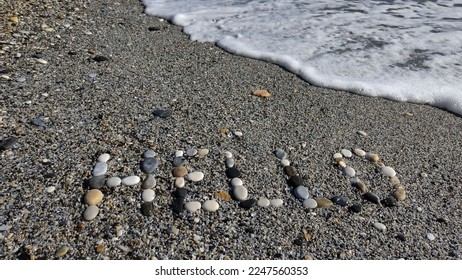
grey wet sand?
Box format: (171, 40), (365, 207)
(1, 0), (461, 260)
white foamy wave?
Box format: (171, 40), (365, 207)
(143, 0), (462, 116)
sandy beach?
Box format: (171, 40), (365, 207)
(1, 0), (461, 260)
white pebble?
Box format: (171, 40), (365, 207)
(175, 177), (185, 188)
(333, 153), (343, 159)
(143, 150), (157, 158)
(230, 178), (243, 187)
(303, 198), (317, 209)
(353, 148), (366, 157)
(202, 200), (219, 212)
(233, 185), (248, 201)
(343, 166), (356, 177)
(45, 186), (56, 193)
(373, 222), (387, 231)
(340, 149), (352, 158)
(122, 175), (141, 186)
(223, 151), (233, 158)
(106, 177), (121, 187)
(97, 153), (110, 163)
(270, 199), (284, 207)
(381, 166), (396, 177)
(257, 197), (270, 207)
(234, 131), (243, 137)
(280, 159), (290, 166)
(184, 201), (201, 213)
(357, 130), (367, 136)
(83, 205), (99, 221)
(186, 171), (204, 182)
(427, 233), (435, 241)
(294, 186), (309, 200)
(186, 148), (197, 157)
(141, 189), (155, 202)
(36, 58), (48, 64)
(175, 150), (184, 157)
(92, 162), (108, 176)
(197, 148), (209, 157)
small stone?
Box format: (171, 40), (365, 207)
(55, 246), (69, 258)
(16, 76), (26, 83)
(393, 186), (406, 201)
(274, 149), (287, 160)
(373, 222), (386, 231)
(141, 202), (153, 216)
(348, 204), (362, 213)
(197, 148), (209, 157)
(351, 179), (367, 192)
(172, 157), (185, 167)
(0, 137), (17, 151)
(270, 198), (284, 207)
(142, 175), (156, 189)
(93, 55), (109, 62)
(173, 188), (188, 198)
(122, 175), (141, 186)
(280, 159), (290, 166)
(174, 177), (185, 188)
(288, 175), (303, 187)
(316, 198), (333, 208)
(140, 157), (159, 174)
(215, 191), (232, 201)
(143, 150), (157, 158)
(142, 189), (155, 202)
(253, 89), (271, 97)
(172, 166), (188, 177)
(202, 200), (219, 212)
(225, 157), (235, 168)
(333, 153), (343, 160)
(45, 186), (55, 193)
(83, 205), (99, 221)
(426, 233), (435, 241)
(223, 151), (233, 158)
(9, 17), (19, 23)
(96, 244), (105, 253)
(341, 149), (352, 158)
(172, 197), (184, 214)
(338, 160), (347, 168)
(239, 199), (257, 209)
(175, 150), (184, 157)
(32, 117), (46, 127)
(396, 233), (406, 241)
(97, 153), (110, 163)
(234, 131), (243, 137)
(153, 109), (171, 118)
(366, 152), (380, 162)
(294, 186), (309, 200)
(363, 192), (381, 204)
(303, 198), (317, 209)
(35, 58), (48, 64)
(381, 166), (396, 177)
(357, 130), (367, 136)
(257, 197), (270, 207)
(343, 167), (356, 177)
(186, 148), (197, 157)
(225, 167), (241, 178)
(184, 201), (201, 213)
(148, 26), (161, 31)
(233, 185), (248, 201)
(284, 166), (297, 177)
(353, 148), (366, 157)
(85, 189), (104, 205)
(390, 176), (401, 186)
(88, 73), (97, 78)
(92, 162), (108, 177)
(230, 177), (243, 187)
(382, 196), (398, 207)
(106, 177), (122, 187)
(87, 175), (105, 189)
(185, 171), (204, 182)
(331, 196), (348, 207)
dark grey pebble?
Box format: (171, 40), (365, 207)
(382, 196), (398, 207)
(93, 55), (109, 62)
(0, 137), (17, 151)
(67, 51), (77, 55)
(173, 157), (185, 167)
(274, 149), (287, 159)
(293, 238), (303, 246)
(87, 175), (106, 189)
(140, 157), (159, 174)
(288, 175), (303, 187)
(436, 217), (448, 224)
(362, 192), (381, 204)
(172, 197), (185, 214)
(0, 68), (12, 74)
(225, 167), (241, 179)
(284, 166), (297, 177)
(239, 199), (257, 209)
(148, 26), (161, 31)
(32, 117), (46, 127)
(141, 202), (153, 216)
(173, 188), (188, 198)
(331, 196), (349, 207)
(396, 233), (406, 241)
(348, 204), (362, 213)
(44, 172), (56, 179)
(153, 109), (171, 118)
(245, 228), (255, 234)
